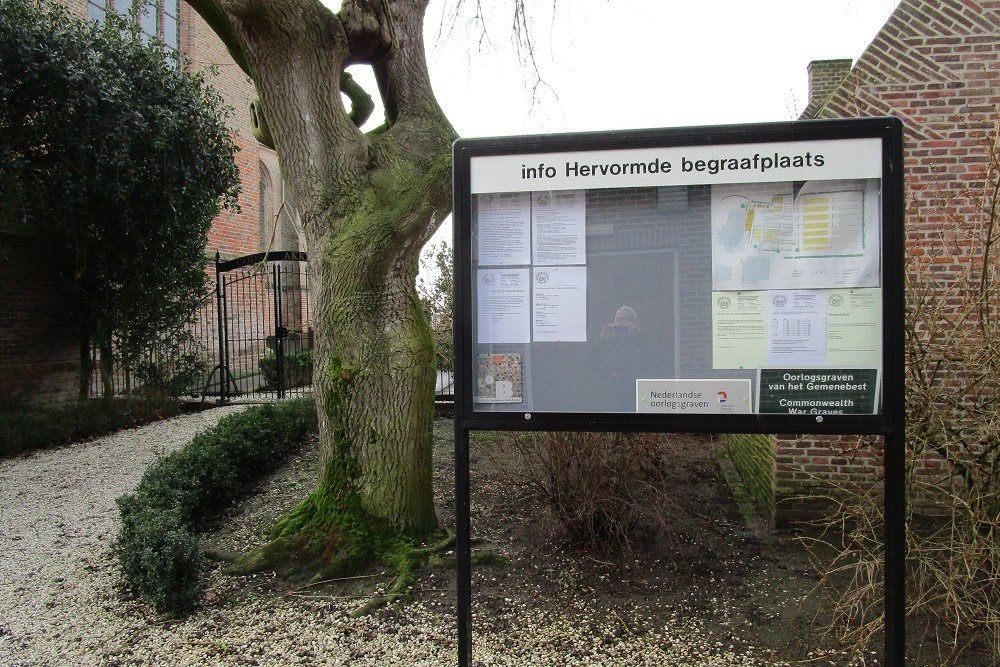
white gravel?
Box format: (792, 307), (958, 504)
(0, 407), (779, 666)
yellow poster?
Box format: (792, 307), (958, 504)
(826, 288), (882, 367)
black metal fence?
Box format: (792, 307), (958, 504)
(89, 251), (454, 403)
(212, 251), (313, 401)
(89, 251), (312, 401)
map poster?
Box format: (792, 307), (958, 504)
(711, 180), (881, 291)
(475, 353), (523, 403)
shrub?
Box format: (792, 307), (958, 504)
(497, 430), (670, 551)
(804, 125), (1000, 661)
(114, 398), (318, 615)
(258, 349), (314, 390)
(116, 506), (204, 616)
(0, 398), (183, 459)
(133, 347), (207, 400)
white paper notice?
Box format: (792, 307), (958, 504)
(531, 190), (587, 265)
(478, 192), (531, 265)
(532, 266), (587, 342)
(768, 290), (827, 365)
(477, 269), (530, 343)
(712, 291), (768, 369)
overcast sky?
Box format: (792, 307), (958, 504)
(322, 0), (901, 248)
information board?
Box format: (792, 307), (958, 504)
(452, 118), (907, 667)
(453, 118), (904, 434)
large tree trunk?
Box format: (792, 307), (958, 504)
(188, 0), (455, 541)
(306, 133), (452, 533)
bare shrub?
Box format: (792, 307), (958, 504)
(806, 120), (1000, 662)
(495, 431), (670, 551)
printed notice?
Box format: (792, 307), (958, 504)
(478, 192), (531, 265)
(712, 291), (768, 369)
(533, 266), (587, 342)
(477, 269), (530, 343)
(826, 288), (882, 367)
(531, 190), (587, 265)
(476, 353), (524, 403)
(769, 290), (826, 366)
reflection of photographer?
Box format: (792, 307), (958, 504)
(599, 306), (642, 410)
(601, 306), (640, 341)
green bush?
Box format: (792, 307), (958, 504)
(0, 398), (182, 459)
(133, 349), (207, 399)
(114, 398), (318, 615)
(116, 506), (204, 616)
(258, 349), (314, 390)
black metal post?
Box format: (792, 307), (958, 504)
(215, 251), (226, 404)
(273, 263), (285, 399)
(456, 422), (472, 667)
(883, 115), (907, 667)
(884, 431), (906, 665)
(222, 276), (231, 402)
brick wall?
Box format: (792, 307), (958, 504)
(723, 432), (777, 524)
(743, 0), (1000, 524)
(181, 1), (276, 258)
(0, 230), (80, 407)
(800, 59), (853, 119)
(772, 433), (884, 527)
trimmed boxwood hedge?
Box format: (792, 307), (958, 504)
(114, 398), (317, 616)
(258, 349), (314, 390)
(0, 398), (183, 459)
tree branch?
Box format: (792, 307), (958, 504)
(186, 0), (252, 76)
(375, 0), (445, 127)
(341, 72), (375, 128)
(340, 0), (395, 65)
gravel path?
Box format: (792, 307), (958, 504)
(0, 408), (779, 666)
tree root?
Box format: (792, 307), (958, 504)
(348, 530), (456, 617)
(211, 500), (506, 619)
(202, 547), (239, 563)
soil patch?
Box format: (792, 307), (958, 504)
(199, 418), (991, 666)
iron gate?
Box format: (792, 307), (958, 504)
(89, 250), (454, 404)
(209, 251), (313, 401)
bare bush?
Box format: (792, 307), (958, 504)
(806, 120), (1000, 663)
(495, 431), (671, 551)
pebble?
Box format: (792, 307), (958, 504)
(0, 407), (780, 666)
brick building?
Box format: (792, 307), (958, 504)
(727, 0), (1000, 525)
(0, 1), (297, 406)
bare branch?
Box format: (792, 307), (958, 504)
(433, 0), (559, 115)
